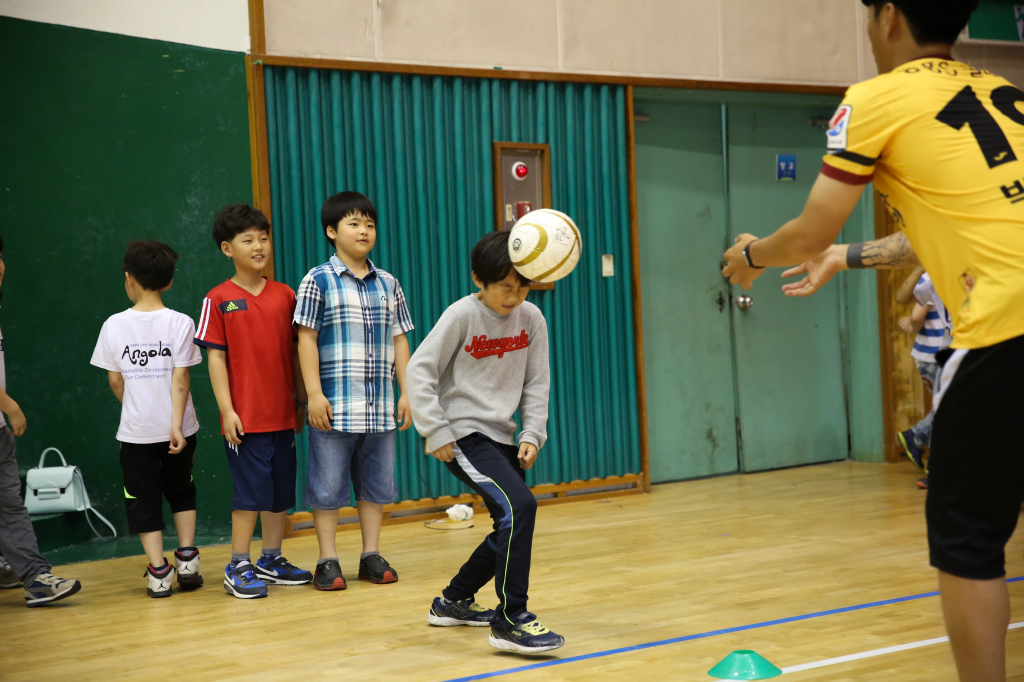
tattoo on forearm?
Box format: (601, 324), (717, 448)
(845, 232), (918, 269)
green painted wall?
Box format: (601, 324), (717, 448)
(0, 17), (253, 540)
(841, 192), (886, 462)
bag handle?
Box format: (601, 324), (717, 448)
(71, 469), (117, 542)
(84, 507), (117, 542)
(38, 447), (68, 469)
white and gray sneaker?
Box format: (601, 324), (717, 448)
(145, 561), (175, 598)
(0, 556), (22, 588)
(174, 548), (203, 589)
(24, 572), (82, 607)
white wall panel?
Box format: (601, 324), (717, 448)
(258, 0), (1013, 87)
(0, 0), (249, 52)
(265, 0), (375, 58)
(720, 0), (860, 84)
(560, 0), (718, 77)
(379, 0), (559, 69)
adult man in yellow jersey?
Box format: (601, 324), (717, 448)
(721, 1), (1023, 680)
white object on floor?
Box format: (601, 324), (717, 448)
(446, 504), (474, 521)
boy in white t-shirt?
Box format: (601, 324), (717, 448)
(90, 241), (204, 598)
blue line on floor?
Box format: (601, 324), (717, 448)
(438, 575), (1024, 682)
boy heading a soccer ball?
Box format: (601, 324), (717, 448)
(407, 229), (564, 654)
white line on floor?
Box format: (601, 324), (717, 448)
(781, 621), (1024, 674)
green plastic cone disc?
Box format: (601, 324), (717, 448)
(707, 650), (783, 680)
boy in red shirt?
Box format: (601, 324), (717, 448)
(194, 204), (311, 599)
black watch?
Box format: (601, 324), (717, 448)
(742, 240), (765, 269)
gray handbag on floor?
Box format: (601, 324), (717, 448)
(24, 447), (117, 541)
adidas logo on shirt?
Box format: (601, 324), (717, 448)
(217, 299), (249, 314)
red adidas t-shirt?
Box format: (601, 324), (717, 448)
(194, 278), (297, 433)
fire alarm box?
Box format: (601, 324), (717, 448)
(492, 142), (553, 289)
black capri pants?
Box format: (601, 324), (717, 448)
(119, 435), (198, 534)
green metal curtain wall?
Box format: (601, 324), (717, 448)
(264, 67), (639, 508)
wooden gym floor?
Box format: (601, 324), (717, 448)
(2, 461), (1022, 681)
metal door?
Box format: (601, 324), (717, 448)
(636, 102), (739, 483)
(726, 105), (849, 472)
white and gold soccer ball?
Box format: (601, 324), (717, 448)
(507, 209), (582, 284)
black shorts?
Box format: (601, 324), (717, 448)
(926, 334), (1024, 580)
(119, 435), (198, 534)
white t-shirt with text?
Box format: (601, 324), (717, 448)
(90, 308), (202, 444)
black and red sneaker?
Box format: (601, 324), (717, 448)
(358, 554), (398, 584)
(313, 559), (346, 591)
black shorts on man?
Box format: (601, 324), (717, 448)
(926, 333), (1024, 581)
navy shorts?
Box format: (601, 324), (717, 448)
(224, 430), (297, 513)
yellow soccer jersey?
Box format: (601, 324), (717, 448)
(822, 56), (1024, 349)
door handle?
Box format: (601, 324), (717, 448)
(736, 295), (753, 310)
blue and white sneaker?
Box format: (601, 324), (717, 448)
(24, 572), (82, 607)
(489, 612), (565, 654)
(223, 561), (268, 599)
(253, 554), (313, 586)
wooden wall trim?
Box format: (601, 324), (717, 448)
(246, 0), (274, 278)
(627, 85), (651, 493)
(874, 191), (898, 463)
(251, 53), (849, 95)
(248, 0), (266, 54)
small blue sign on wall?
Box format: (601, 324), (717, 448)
(776, 154), (796, 182)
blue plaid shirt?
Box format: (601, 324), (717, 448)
(294, 256), (414, 432)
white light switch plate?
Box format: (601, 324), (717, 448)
(602, 254), (614, 277)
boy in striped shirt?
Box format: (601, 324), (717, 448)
(897, 269), (951, 486)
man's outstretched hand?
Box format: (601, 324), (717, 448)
(781, 244), (848, 298)
(722, 234), (764, 291)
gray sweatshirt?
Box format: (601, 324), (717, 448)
(407, 294), (550, 453)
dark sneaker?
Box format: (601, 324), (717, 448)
(428, 597), (495, 627)
(897, 429), (926, 471)
(0, 556), (22, 588)
(313, 559), (347, 591)
(254, 554), (313, 586)
(917, 476), (929, 490)
(174, 548), (203, 589)
(358, 554), (398, 584)
(223, 561), (268, 599)
(489, 612), (565, 654)
(145, 561), (175, 598)
(24, 572), (82, 607)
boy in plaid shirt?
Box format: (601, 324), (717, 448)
(294, 191), (414, 591)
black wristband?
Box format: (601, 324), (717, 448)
(295, 400), (308, 407)
(846, 243), (865, 269)
(743, 241), (765, 269)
